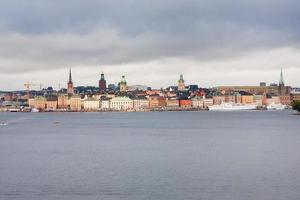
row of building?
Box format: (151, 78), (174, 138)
(1, 68), (300, 112)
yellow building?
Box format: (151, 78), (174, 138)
(70, 95), (82, 111)
(58, 95), (69, 109)
(241, 95), (254, 104)
(34, 96), (46, 110)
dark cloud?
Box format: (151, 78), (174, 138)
(0, 0), (299, 89)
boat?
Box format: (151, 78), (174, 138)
(266, 103), (286, 110)
(208, 102), (257, 111)
(0, 122), (8, 126)
(31, 108), (40, 113)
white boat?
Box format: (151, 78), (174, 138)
(31, 108), (40, 113)
(208, 102), (257, 111)
(0, 122), (8, 126)
(266, 103), (286, 110)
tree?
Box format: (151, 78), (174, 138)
(292, 100), (300, 112)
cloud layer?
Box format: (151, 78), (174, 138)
(0, 0), (299, 90)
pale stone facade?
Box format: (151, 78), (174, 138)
(83, 98), (100, 111)
(110, 96), (133, 110)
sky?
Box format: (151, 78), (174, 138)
(0, 0), (299, 90)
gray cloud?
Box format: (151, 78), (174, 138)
(0, 0), (299, 89)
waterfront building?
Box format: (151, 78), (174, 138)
(46, 96), (58, 110)
(99, 72), (107, 93)
(67, 68), (74, 96)
(28, 98), (35, 108)
(34, 96), (46, 110)
(179, 99), (192, 108)
(178, 74), (186, 91)
(83, 97), (100, 111)
(110, 96), (133, 110)
(166, 98), (179, 108)
(213, 96), (225, 105)
(240, 93), (254, 104)
(191, 96), (204, 108)
(148, 95), (166, 108)
(100, 97), (110, 109)
(265, 94), (280, 105)
(254, 95), (263, 106)
(291, 89), (300, 102)
(224, 95), (235, 103)
(133, 96), (149, 110)
(57, 95), (69, 109)
(203, 98), (214, 108)
(70, 95), (82, 111)
(119, 75), (127, 92)
(279, 95), (291, 105)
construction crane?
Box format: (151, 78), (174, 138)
(24, 81), (43, 101)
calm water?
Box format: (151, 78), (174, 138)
(0, 111), (300, 200)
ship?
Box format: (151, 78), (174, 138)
(208, 102), (257, 111)
(266, 103), (286, 110)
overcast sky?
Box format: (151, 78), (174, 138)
(0, 0), (299, 90)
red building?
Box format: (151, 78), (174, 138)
(179, 99), (192, 108)
(99, 72), (107, 93)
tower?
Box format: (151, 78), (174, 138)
(67, 68), (74, 96)
(178, 74), (185, 91)
(278, 68), (287, 95)
(279, 68), (284, 86)
(99, 72), (107, 93)
(119, 75), (127, 92)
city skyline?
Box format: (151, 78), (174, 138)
(1, 0), (300, 90)
(0, 67), (295, 92)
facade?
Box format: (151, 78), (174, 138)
(119, 75), (127, 92)
(57, 95), (69, 109)
(166, 98), (179, 107)
(241, 95), (254, 104)
(279, 95), (291, 105)
(191, 96), (204, 108)
(70, 95), (82, 111)
(99, 72), (107, 93)
(179, 99), (192, 108)
(84, 98), (100, 111)
(203, 98), (214, 108)
(28, 98), (35, 108)
(100, 98), (110, 109)
(110, 96), (133, 110)
(67, 68), (74, 96)
(46, 96), (58, 110)
(178, 74), (185, 91)
(213, 96), (225, 105)
(253, 95), (263, 106)
(133, 97), (149, 109)
(34, 96), (46, 110)
(148, 95), (166, 108)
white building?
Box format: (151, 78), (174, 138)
(100, 98), (110, 109)
(110, 96), (133, 110)
(83, 98), (100, 111)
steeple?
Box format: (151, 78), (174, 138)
(279, 68), (284, 86)
(68, 68), (73, 84)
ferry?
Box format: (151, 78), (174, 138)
(266, 103), (286, 110)
(208, 102), (257, 111)
(31, 108), (40, 113)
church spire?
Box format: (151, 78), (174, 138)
(279, 68), (284, 86)
(68, 68), (73, 84)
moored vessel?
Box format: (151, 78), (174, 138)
(208, 102), (257, 111)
